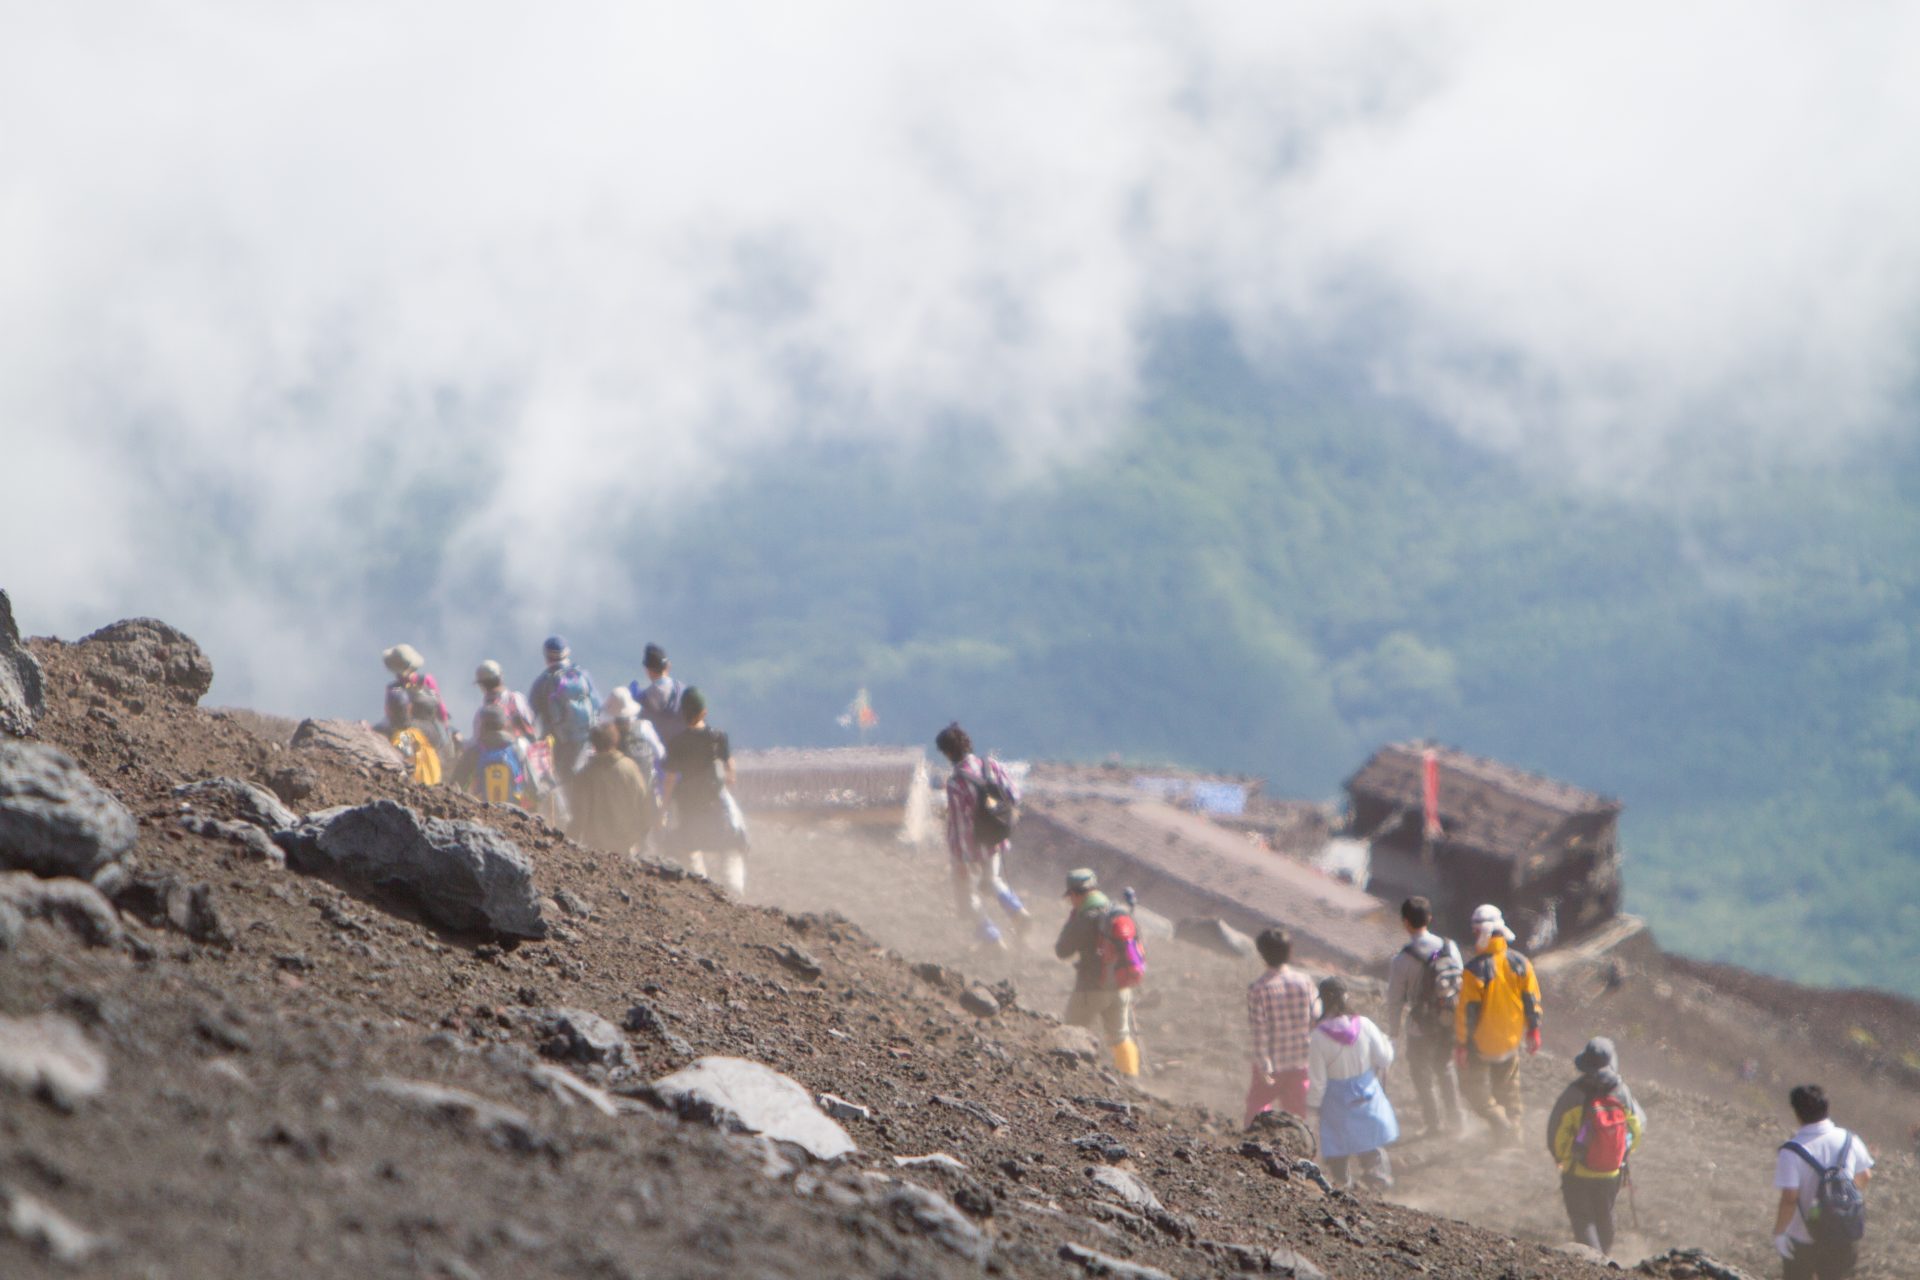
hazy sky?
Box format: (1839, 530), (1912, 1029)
(4, 3), (1918, 713)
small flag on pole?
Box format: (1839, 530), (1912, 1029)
(836, 688), (878, 739)
(1422, 747), (1442, 840)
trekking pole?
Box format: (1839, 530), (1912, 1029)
(1624, 1162), (1640, 1232)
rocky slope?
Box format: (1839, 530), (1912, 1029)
(1, 611), (1904, 1279)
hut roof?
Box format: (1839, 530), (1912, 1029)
(1344, 742), (1620, 861)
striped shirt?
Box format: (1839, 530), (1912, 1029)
(1247, 966), (1319, 1072)
(944, 754), (1018, 864)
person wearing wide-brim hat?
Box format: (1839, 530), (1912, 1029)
(1307, 976), (1399, 1190)
(1054, 868), (1141, 1076)
(1545, 1037), (1645, 1257)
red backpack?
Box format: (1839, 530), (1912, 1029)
(1576, 1095), (1631, 1173)
(1098, 907), (1147, 989)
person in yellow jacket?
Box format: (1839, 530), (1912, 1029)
(1454, 903), (1541, 1141)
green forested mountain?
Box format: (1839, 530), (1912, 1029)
(570, 336), (1920, 994)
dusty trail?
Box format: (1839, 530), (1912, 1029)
(744, 815), (1920, 1278)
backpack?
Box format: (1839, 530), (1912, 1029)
(634, 679), (685, 740)
(477, 742), (529, 807)
(390, 727), (442, 787)
(1782, 1134), (1868, 1244)
(1405, 938), (1463, 1032)
(544, 667), (596, 744)
(967, 761), (1019, 848)
(1574, 1095), (1631, 1174)
(1098, 904), (1148, 989)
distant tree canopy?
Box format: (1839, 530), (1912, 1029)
(463, 335), (1920, 995)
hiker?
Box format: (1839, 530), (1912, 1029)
(529, 635), (599, 785)
(1546, 1037), (1645, 1256)
(1054, 868), (1142, 1076)
(602, 685), (666, 785)
(630, 643), (687, 745)
(936, 722), (1034, 947)
(469, 703), (535, 808)
(379, 687), (443, 786)
(1455, 903), (1542, 1142)
(1245, 926), (1319, 1125)
(567, 723), (656, 855)
(382, 644), (451, 748)
(472, 660), (538, 743)
(661, 687), (749, 893)
(1384, 896), (1465, 1136)
(1306, 976), (1398, 1189)
(1772, 1084), (1872, 1280)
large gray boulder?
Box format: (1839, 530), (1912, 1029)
(0, 874), (123, 949)
(646, 1057), (856, 1161)
(277, 800), (545, 939)
(0, 743), (136, 879)
(291, 718), (405, 772)
(0, 1013), (109, 1111)
(75, 617), (213, 706)
(0, 590), (44, 738)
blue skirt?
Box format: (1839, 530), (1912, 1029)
(1319, 1069), (1399, 1159)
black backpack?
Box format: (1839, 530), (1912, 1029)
(1404, 938), (1463, 1032)
(968, 764), (1018, 847)
(1781, 1133), (1867, 1244)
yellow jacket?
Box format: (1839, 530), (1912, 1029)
(1455, 935), (1540, 1057)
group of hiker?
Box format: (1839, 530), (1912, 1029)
(933, 726), (1877, 1278)
(1241, 895), (1872, 1275)
(375, 639), (750, 892)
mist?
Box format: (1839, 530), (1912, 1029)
(4, 2), (1918, 715)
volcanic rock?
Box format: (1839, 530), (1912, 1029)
(0, 742), (136, 879)
(111, 871), (231, 945)
(290, 718), (406, 772)
(1058, 1241), (1176, 1280)
(646, 1056), (856, 1161)
(173, 776), (298, 832)
(882, 1179), (991, 1264)
(536, 1007), (631, 1069)
(1088, 1165), (1164, 1214)
(959, 985), (1000, 1017)
(0, 1013), (109, 1110)
(0, 874), (124, 949)
(75, 617), (213, 707)
(369, 1077), (546, 1154)
(1173, 916), (1255, 958)
(0, 1184), (106, 1266)
(276, 800), (546, 939)
(0, 590), (45, 738)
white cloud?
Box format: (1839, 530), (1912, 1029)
(2, 2), (1916, 711)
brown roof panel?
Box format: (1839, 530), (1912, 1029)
(1344, 741), (1620, 860)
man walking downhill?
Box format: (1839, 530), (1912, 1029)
(1772, 1084), (1872, 1280)
(936, 722), (1034, 948)
(1054, 868), (1140, 1077)
(1455, 903), (1542, 1142)
(1546, 1037), (1645, 1257)
(1245, 927), (1319, 1126)
(1384, 896), (1465, 1138)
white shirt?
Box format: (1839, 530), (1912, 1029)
(1305, 1015), (1395, 1110)
(1774, 1118), (1874, 1244)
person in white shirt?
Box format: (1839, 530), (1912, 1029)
(1772, 1084), (1873, 1280)
(1306, 976), (1399, 1190)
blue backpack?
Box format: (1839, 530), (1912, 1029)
(1782, 1133), (1867, 1244)
(477, 742), (529, 806)
(544, 667), (596, 744)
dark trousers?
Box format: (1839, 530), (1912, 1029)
(1560, 1173), (1621, 1255)
(1406, 1033), (1462, 1129)
(1325, 1148), (1392, 1188)
(1783, 1238), (1859, 1280)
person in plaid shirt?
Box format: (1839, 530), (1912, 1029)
(936, 722), (1034, 947)
(1246, 926), (1320, 1125)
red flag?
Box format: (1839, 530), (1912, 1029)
(1422, 748), (1442, 840)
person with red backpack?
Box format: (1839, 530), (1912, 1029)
(1545, 1037), (1645, 1257)
(1054, 868), (1145, 1077)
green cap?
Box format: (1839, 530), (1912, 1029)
(1064, 868), (1098, 895)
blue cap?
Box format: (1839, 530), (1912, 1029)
(543, 634), (569, 657)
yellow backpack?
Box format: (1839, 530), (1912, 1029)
(390, 727), (443, 786)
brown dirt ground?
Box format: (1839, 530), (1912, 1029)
(2, 626), (1907, 1280)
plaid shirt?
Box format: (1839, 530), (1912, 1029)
(944, 754), (1017, 865)
(1247, 966), (1318, 1072)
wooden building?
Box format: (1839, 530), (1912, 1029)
(1344, 742), (1622, 950)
